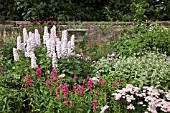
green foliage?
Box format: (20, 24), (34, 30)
(1, 0), (170, 21)
(0, 0), (20, 21)
(87, 24), (170, 61)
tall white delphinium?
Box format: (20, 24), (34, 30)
(50, 25), (57, 39)
(52, 52), (57, 68)
(31, 52), (38, 68)
(56, 39), (61, 58)
(17, 36), (22, 50)
(25, 38), (33, 57)
(23, 28), (29, 45)
(20, 43), (25, 53)
(43, 32), (50, 45)
(46, 38), (52, 57)
(70, 34), (75, 53)
(35, 29), (41, 46)
(61, 30), (68, 56)
(32, 32), (36, 48)
(50, 27), (56, 56)
(43, 26), (49, 44)
(67, 41), (71, 56)
(50, 38), (56, 56)
(13, 48), (19, 61)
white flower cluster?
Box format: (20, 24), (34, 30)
(13, 25), (75, 69)
(113, 84), (170, 113)
(14, 28), (41, 68)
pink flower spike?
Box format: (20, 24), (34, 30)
(99, 77), (103, 82)
(36, 68), (42, 79)
(87, 79), (93, 90)
(74, 75), (77, 82)
(25, 74), (32, 87)
(93, 105), (97, 112)
(112, 82), (116, 88)
(56, 95), (60, 99)
(46, 80), (52, 87)
(56, 88), (60, 95)
(92, 100), (98, 105)
(96, 91), (100, 95)
(63, 101), (68, 105)
(101, 81), (106, 87)
(118, 79), (122, 85)
(69, 101), (73, 108)
(83, 79), (86, 84)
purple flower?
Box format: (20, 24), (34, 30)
(85, 56), (91, 61)
(118, 79), (122, 85)
(47, 21), (52, 25)
(54, 18), (58, 22)
(69, 101), (73, 108)
(111, 52), (116, 57)
(49, 16), (53, 20)
(40, 20), (44, 25)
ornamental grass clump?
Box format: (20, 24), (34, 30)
(113, 84), (170, 113)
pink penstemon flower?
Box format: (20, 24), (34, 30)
(112, 82), (116, 88)
(56, 95), (60, 99)
(73, 84), (84, 96)
(96, 90), (100, 95)
(56, 87), (60, 95)
(63, 101), (68, 105)
(46, 80), (52, 89)
(25, 74), (32, 87)
(99, 77), (103, 83)
(74, 75), (77, 82)
(87, 79), (93, 90)
(101, 80), (106, 87)
(99, 77), (106, 87)
(69, 101), (73, 108)
(62, 83), (69, 98)
(118, 79), (122, 85)
(77, 85), (84, 96)
(36, 67), (42, 79)
(83, 79), (86, 84)
(92, 100), (98, 112)
(50, 69), (58, 83)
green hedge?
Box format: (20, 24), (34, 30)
(0, 0), (170, 21)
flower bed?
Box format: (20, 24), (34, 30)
(0, 23), (170, 113)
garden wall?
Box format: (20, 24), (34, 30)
(1, 21), (170, 46)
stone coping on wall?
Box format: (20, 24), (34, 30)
(1, 21), (170, 27)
